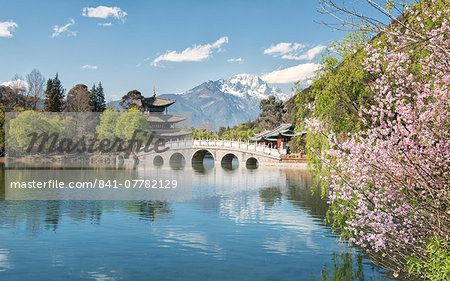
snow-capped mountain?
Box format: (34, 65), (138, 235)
(160, 74), (291, 129)
(218, 74), (289, 101)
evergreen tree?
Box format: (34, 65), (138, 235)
(96, 82), (106, 112)
(89, 82), (106, 112)
(44, 73), (65, 112)
(256, 95), (286, 130)
(43, 78), (52, 111)
(90, 83), (97, 110)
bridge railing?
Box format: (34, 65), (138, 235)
(188, 139), (280, 157)
(161, 138), (281, 158)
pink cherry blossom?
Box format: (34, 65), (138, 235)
(307, 5), (449, 275)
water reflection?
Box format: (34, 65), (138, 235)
(192, 155), (214, 174)
(220, 154), (239, 170)
(0, 162), (392, 280)
(313, 252), (389, 281)
(259, 187), (283, 207)
(0, 200), (172, 233)
(0, 249), (12, 273)
(122, 201), (171, 222)
(0, 164), (4, 201)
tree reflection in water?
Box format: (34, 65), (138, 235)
(0, 200), (172, 234)
(258, 169), (329, 219)
(122, 201), (171, 222)
(312, 252), (389, 281)
(0, 163), (4, 200)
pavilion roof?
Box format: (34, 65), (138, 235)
(250, 123), (305, 142)
(142, 96), (175, 107)
(146, 114), (186, 123)
(152, 128), (192, 138)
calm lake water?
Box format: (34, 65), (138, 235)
(0, 161), (392, 281)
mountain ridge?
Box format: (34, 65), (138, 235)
(160, 74), (290, 128)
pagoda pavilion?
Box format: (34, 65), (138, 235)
(250, 124), (305, 154)
(132, 89), (191, 140)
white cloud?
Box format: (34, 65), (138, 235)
(81, 65), (98, 70)
(82, 6), (127, 23)
(0, 78), (28, 90)
(227, 57), (243, 63)
(282, 45), (325, 60)
(152, 37), (229, 66)
(97, 22), (112, 27)
(0, 21), (18, 37)
(264, 42), (304, 56)
(261, 63), (320, 84)
(52, 19), (77, 38)
(264, 42), (325, 61)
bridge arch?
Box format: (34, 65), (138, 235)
(245, 157), (258, 169)
(192, 149), (214, 163)
(169, 153), (185, 169)
(153, 155), (164, 167)
(221, 153), (239, 169)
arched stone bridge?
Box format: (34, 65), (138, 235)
(138, 139), (281, 168)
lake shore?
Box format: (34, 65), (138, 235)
(264, 161), (307, 169)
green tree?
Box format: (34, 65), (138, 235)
(96, 108), (151, 143)
(120, 90), (143, 111)
(95, 82), (106, 112)
(192, 128), (216, 139)
(90, 82), (106, 112)
(89, 83), (97, 110)
(7, 111), (64, 152)
(96, 110), (120, 140)
(289, 30), (373, 179)
(294, 30), (371, 134)
(44, 73), (65, 112)
(217, 126), (226, 137)
(0, 86), (28, 111)
(219, 121), (259, 141)
(408, 235), (450, 281)
(256, 95), (286, 130)
(114, 108), (151, 142)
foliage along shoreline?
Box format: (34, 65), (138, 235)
(293, 1), (449, 280)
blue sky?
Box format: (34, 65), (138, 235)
(0, 0), (347, 100)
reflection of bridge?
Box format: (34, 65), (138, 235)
(139, 139), (281, 168)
